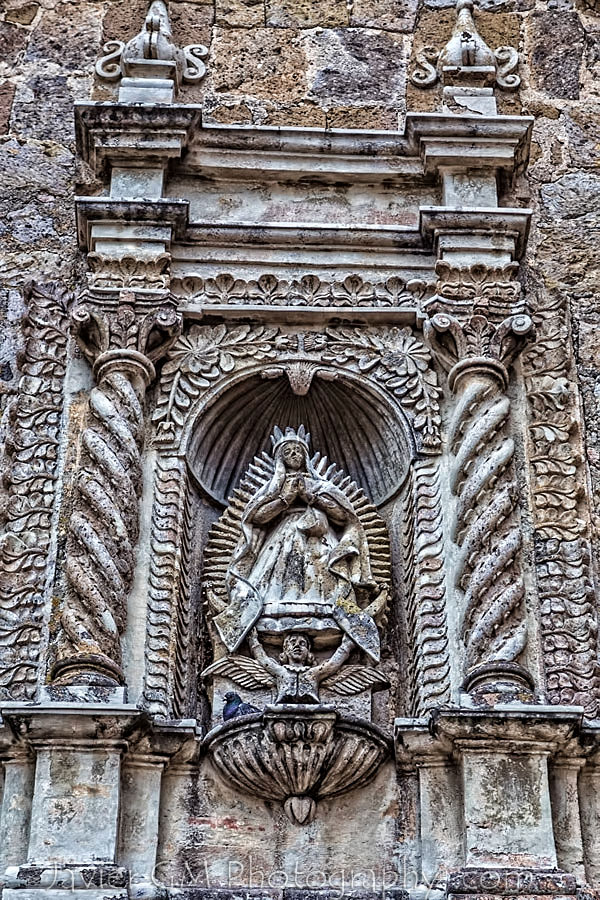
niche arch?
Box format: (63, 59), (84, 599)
(185, 365), (416, 508)
(142, 325), (451, 721)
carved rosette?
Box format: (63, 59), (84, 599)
(53, 291), (181, 686)
(0, 283), (69, 699)
(425, 262), (534, 699)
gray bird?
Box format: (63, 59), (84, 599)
(222, 691), (261, 721)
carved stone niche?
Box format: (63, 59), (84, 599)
(201, 423), (393, 825)
(144, 322), (451, 819)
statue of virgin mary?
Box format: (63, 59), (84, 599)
(213, 426), (383, 662)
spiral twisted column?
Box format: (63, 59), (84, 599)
(425, 276), (535, 701)
(52, 293), (181, 686)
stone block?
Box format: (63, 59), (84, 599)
(266, 0), (348, 29)
(304, 28), (406, 104)
(529, 11), (585, 100)
(27, 746), (121, 865)
(0, 82), (16, 135)
(0, 20), (30, 69)
(4, 4), (40, 26)
(210, 28), (307, 100)
(26, 3), (102, 73)
(325, 105), (400, 129)
(215, 0), (265, 28)
(350, 0), (418, 33)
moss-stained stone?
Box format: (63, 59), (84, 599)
(26, 3), (103, 73)
(529, 11), (585, 100)
(266, 0), (348, 29)
(215, 0), (265, 28)
(304, 28), (406, 104)
(210, 27), (307, 98)
(350, 0), (418, 34)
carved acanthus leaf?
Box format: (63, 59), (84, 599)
(71, 291), (181, 369)
(152, 324), (280, 440)
(87, 253), (171, 291)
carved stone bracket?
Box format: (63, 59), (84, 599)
(424, 262), (534, 701)
(152, 324), (442, 455)
(0, 283), (69, 700)
(52, 291), (181, 688)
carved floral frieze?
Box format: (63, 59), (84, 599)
(0, 283), (69, 700)
(523, 288), (600, 715)
(170, 273), (432, 309)
(152, 324), (441, 453)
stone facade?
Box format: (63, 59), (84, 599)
(1, 0), (600, 899)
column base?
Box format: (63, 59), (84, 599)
(49, 654), (125, 699)
(462, 663), (536, 707)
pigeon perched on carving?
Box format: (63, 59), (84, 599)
(222, 691), (261, 721)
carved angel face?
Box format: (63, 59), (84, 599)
(282, 633), (312, 665)
(280, 440), (306, 472)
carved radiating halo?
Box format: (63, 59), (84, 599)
(202, 445), (392, 623)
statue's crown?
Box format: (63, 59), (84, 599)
(270, 425), (311, 454)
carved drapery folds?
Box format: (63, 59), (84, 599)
(425, 262), (534, 700)
(53, 291), (181, 686)
(0, 283), (69, 700)
(201, 426), (392, 823)
(523, 289), (600, 716)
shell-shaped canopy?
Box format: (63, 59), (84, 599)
(187, 371), (412, 507)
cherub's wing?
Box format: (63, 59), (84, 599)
(321, 665), (389, 696)
(201, 656), (275, 690)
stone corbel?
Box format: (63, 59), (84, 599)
(51, 291), (181, 690)
(424, 261), (534, 702)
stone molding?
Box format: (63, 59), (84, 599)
(170, 273), (431, 310)
(0, 283), (69, 702)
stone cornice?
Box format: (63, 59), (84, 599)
(75, 101), (203, 174)
(75, 103), (533, 186)
(75, 197), (189, 251)
(420, 206), (532, 259)
(405, 112), (533, 175)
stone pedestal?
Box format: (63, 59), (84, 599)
(0, 754), (35, 876)
(118, 755), (167, 895)
(460, 742), (556, 869)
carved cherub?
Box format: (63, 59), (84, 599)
(202, 629), (388, 705)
